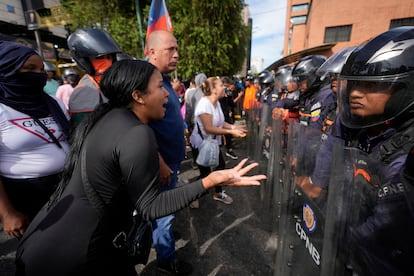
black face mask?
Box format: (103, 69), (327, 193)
(13, 72), (48, 93)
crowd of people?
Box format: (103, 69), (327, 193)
(0, 29), (266, 275)
(0, 23), (413, 276)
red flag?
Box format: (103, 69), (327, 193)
(146, 0), (173, 39)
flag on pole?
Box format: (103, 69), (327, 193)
(146, 0), (173, 39)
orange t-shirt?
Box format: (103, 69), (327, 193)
(243, 85), (257, 110)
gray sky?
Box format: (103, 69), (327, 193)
(246, 0), (287, 71)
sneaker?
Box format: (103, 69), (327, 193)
(191, 161), (198, 170)
(213, 191), (233, 205)
(225, 150), (238, 160)
(157, 259), (193, 275)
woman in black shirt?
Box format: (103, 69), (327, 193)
(16, 60), (265, 276)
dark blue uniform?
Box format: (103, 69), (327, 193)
(296, 84), (336, 176)
(311, 117), (414, 275)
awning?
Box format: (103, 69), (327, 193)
(265, 43), (336, 71)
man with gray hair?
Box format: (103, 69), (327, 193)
(185, 72), (207, 129)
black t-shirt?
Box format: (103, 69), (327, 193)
(17, 108), (206, 275)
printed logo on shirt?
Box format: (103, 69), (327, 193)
(9, 117), (64, 143)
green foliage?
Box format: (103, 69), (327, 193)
(61, 0), (145, 57)
(61, 0), (248, 79)
(167, 0), (248, 79)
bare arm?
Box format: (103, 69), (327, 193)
(199, 113), (245, 137)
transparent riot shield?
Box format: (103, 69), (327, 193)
(274, 122), (333, 276)
(246, 108), (260, 159)
(269, 117), (286, 232)
(256, 104), (272, 201)
(320, 146), (414, 276)
(254, 104), (271, 163)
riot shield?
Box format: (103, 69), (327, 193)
(256, 104), (272, 201)
(274, 122), (334, 276)
(254, 103), (271, 163)
(246, 108), (260, 159)
(321, 146), (414, 276)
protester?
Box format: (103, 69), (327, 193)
(0, 41), (70, 238)
(55, 68), (80, 110)
(67, 28), (121, 125)
(172, 78), (185, 104)
(220, 76), (240, 160)
(15, 60), (265, 276)
(243, 75), (258, 113)
(43, 61), (59, 96)
(145, 30), (191, 274)
(185, 73), (208, 169)
(191, 77), (247, 205)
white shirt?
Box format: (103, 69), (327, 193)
(0, 102), (70, 179)
(190, 97), (225, 148)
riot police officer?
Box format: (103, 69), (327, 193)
(301, 47), (357, 197)
(257, 70), (276, 105)
(67, 28), (121, 124)
(317, 26), (414, 275)
(314, 47), (355, 135)
(291, 55), (334, 129)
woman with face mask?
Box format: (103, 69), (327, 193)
(0, 41), (70, 238)
(15, 60), (265, 275)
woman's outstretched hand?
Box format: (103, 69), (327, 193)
(202, 158), (266, 189)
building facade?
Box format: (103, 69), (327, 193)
(0, 0), (70, 61)
(284, 0), (414, 56)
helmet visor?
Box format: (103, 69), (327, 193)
(338, 75), (414, 128)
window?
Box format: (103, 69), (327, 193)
(292, 3), (309, 12)
(291, 15), (307, 25)
(390, 17), (414, 29)
(6, 4), (15, 13)
(324, 25), (352, 43)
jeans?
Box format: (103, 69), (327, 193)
(152, 163), (180, 263)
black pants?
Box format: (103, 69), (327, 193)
(224, 134), (233, 151)
(2, 174), (60, 221)
(194, 149), (225, 193)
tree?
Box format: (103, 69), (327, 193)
(61, 0), (248, 79)
(167, 0), (248, 79)
(61, 0), (148, 57)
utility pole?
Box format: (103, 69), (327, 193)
(247, 17), (253, 72)
(24, 0), (44, 59)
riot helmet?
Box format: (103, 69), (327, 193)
(67, 28), (121, 75)
(43, 61), (56, 72)
(316, 46), (356, 80)
(258, 70), (274, 88)
(338, 26), (414, 129)
(62, 68), (79, 78)
(317, 47), (356, 94)
(292, 55), (326, 93)
(275, 65), (293, 91)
